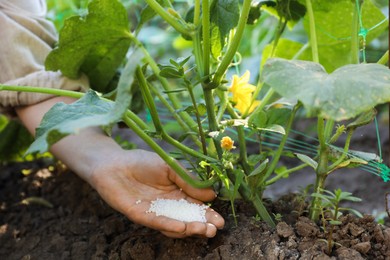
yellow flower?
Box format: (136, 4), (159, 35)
(228, 71), (260, 115)
(221, 136), (236, 151)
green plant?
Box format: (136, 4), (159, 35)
(312, 188), (363, 254)
(0, 0), (389, 227)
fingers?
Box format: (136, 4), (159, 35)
(167, 165), (217, 202)
(125, 199), (224, 238)
(206, 207), (225, 230)
(161, 222), (218, 238)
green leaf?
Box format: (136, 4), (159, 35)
(343, 208), (363, 218)
(159, 66), (184, 78)
(296, 153), (318, 169)
(0, 120), (34, 162)
(262, 58), (390, 121)
(210, 0), (240, 58)
(267, 107), (292, 126)
(260, 38), (312, 70)
(329, 220), (342, 225)
(26, 91), (114, 154)
(248, 159), (269, 177)
(136, 0), (169, 33)
(28, 50), (143, 154)
(346, 109), (376, 130)
(45, 0), (132, 93)
(302, 0), (387, 71)
(0, 114), (7, 131)
(248, 110), (267, 128)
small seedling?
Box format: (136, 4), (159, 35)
(311, 188), (362, 254)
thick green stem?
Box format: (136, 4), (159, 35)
(351, 0), (360, 64)
(270, 19), (287, 58)
(204, 89), (222, 157)
(0, 85), (84, 99)
(309, 118), (329, 220)
(193, 0), (201, 26)
(136, 67), (163, 133)
(324, 119), (335, 142)
(305, 0), (319, 63)
(144, 0), (191, 37)
(122, 115), (217, 188)
(309, 172), (326, 220)
(236, 126), (251, 174)
(202, 0), (210, 78)
(226, 169), (275, 227)
(212, 0), (251, 87)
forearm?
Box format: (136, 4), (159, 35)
(15, 96), (123, 183)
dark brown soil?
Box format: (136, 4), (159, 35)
(1, 115), (389, 259)
(1, 159), (390, 260)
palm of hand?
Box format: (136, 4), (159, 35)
(90, 149), (224, 238)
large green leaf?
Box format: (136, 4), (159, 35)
(210, 0), (240, 58)
(262, 58), (390, 121)
(45, 0), (132, 93)
(28, 50), (143, 154)
(301, 0), (387, 71)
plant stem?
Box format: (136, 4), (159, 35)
(328, 129), (354, 171)
(226, 169), (275, 227)
(212, 0), (251, 87)
(351, 0), (360, 64)
(0, 85), (84, 98)
(136, 67), (163, 134)
(305, 0), (319, 63)
(377, 50), (389, 65)
(309, 117), (329, 221)
(186, 82), (208, 156)
(161, 131), (217, 163)
(250, 89), (275, 118)
(148, 84), (202, 148)
(265, 163), (309, 186)
(122, 115), (217, 188)
(193, 0), (201, 26)
(324, 119), (335, 142)
(131, 36), (199, 133)
(270, 19), (287, 58)
(202, 0), (210, 79)
(204, 89), (222, 157)
(261, 104), (299, 183)
(144, 0), (192, 37)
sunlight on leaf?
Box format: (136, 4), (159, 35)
(262, 58), (390, 121)
(45, 0), (132, 93)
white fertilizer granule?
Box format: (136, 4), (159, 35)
(148, 198), (208, 223)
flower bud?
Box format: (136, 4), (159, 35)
(220, 136), (236, 151)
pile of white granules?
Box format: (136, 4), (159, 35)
(147, 198), (208, 223)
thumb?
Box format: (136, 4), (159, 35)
(167, 166), (217, 202)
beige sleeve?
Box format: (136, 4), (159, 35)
(0, 0), (88, 116)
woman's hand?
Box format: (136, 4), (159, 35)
(89, 149), (225, 238)
(16, 97), (224, 238)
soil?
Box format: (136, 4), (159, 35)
(0, 117), (389, 259)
